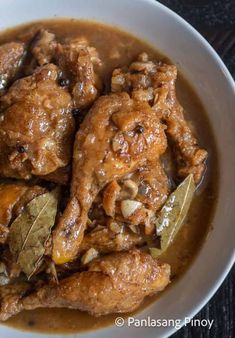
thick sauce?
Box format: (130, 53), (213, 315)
(0, 19), (218, 334)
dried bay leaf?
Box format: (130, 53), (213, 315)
(150, 174), (195, 257)
(8, 190), (59, 278)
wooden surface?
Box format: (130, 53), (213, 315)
(158, 1), (235, 337)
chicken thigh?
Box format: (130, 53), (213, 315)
(0, 64), (75, 179)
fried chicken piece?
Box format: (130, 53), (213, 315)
(52, 92), (167, 264)
(0, 64), (75, 179)
(0, 42), (25, 94)
(0, 183), (46, 244)
(112, 53), (207, 183)
(0, 250), (170, 320)
(56, 37), (102, 109)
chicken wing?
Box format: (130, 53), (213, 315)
(0, 64), (75, 179)
(0, 42), (25, 94)
(0, 250), (170, 320)
(112, 53), (207, 183)
(52, 92), (167, 264)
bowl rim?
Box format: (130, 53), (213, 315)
(0, 0), (234, 337)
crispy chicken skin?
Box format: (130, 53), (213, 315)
(112, 53), (207, 183)
(56, 37), (102, 109)
(53, 92), (167, 264)
(0, 183), (45, 244)
(0, 250), (170, 320)
(0, 64), (75, 179)
(0, 42), (25, 94)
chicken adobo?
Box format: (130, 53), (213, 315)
(0, 20), (217, 333)
(0, 64), (75, 179)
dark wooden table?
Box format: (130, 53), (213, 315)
(157, 1), (235, 337)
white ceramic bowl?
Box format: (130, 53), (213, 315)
(0, 0), (235, 337)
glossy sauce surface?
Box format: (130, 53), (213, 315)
(0, 19), (218, 334)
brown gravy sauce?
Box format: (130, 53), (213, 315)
(0, 19), (218, 334)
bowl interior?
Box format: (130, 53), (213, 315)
(0, 0), (235, 337)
